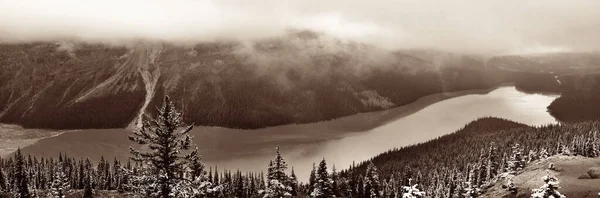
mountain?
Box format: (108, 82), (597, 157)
(0, 34), (508, 130)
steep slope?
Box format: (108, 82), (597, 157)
(0, 43), (145, 129)
(1, 35), (511, 129)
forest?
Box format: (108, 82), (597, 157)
(1, 97), (599, 197)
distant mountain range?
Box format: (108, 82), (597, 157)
(1, 33), (599, 129)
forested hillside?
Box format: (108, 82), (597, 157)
(0, 34), (580, 130)
(549, 73), (600, 123)
(338, 117), (600, 197)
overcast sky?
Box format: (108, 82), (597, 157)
(1, 0), (599, 54)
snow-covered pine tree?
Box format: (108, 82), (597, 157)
(584, 131), (599, 157)
(170, 149), (214, 198)
(47, 163), (71, 198)
(289, 167), (298, 196)
(531, 173), (565, 198)
(363, 162), (381, 198)
(331, 164), (340, 197)
(234, 170), (244, 197)
(128, 96), (199, 198)
(463, 164), (479, 197)
(345, 162), (357, 197)
(388, 173), (398, 198)
(477, 149), (488, 186)
(401, 178), (425, 198)
(262, 146), (291, 198)
(507, 143), (524, 173)
(308, 162), (316, 194)
(487, 142), (499, 181)
(539, 148), (550, 159)
(13, 148), (30, 198)
(311, 158), (333, 198)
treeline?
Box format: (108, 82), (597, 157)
(0, 149), (282, 198)
(339, 117), (600, 197)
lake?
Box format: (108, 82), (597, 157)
(11, 86), (558, 182)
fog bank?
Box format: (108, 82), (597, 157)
(1, 0), (599, 54)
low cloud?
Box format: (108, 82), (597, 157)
(1, 0), (599, 54)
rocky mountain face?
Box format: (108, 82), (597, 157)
(0, 35), (514, 130)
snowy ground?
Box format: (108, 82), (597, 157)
(0, 124), (67, 156)
(483, 156), (600, 197)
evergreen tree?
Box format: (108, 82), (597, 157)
(584, 131), (599, 157)
(308, 162), (316, 194)
(83, 174), (93, 198)
(262, 146), (291, 197)
(128, 96), (199, 198)
(289, 167), (298, 196)
(48, 163), (70, 198)
(0, 164), (6, 192)
(356, 176), (365, 197)
(311, 158), (333, 198)
(331, 164), (340, 197)
(531, 173), (565, 198)
(401, 178), (425, 198)
(507, 143), (524, 173)
(13, 148), (30, 198)
(487, 142), (499, 180)
(363, 162), (381, 198)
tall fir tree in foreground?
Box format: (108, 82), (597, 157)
(310, 158), (333, 198)
(262, 146), (291, 197)
(13, 148), (30, 198)
(128, 96), (200, 198)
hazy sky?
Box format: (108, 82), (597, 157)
(1, 0), (599, 54)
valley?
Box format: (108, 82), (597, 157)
(8, 86), (558, 182)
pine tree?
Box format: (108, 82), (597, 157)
(464, 164), (479, 197)
(331, 164), (340, 197)
(363, 162), (381, 198)
(487, 142), (499, 180)
(311, 158), (333, 198)
(401, 178), (425, 198)
(262, 146), (291, 197)
(357, 176), (365, 198)
(47, 163), (70, 198)
(83, 174), (93, 198)
(477, 149), (488, 186)
(13, 148), (30, 198)
(0, 164), (6, 192)
(584, 131), (599, 157)
(308, 162), (316, 194)
(128, 96), (199, 198)
(507, 143), (524, 173)
(289, 167), (298, 196)
(531, 173), (565, 198)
